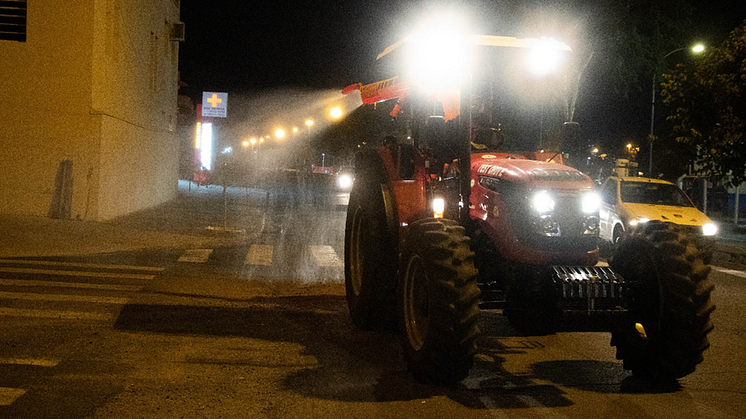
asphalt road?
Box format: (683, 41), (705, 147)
(1, 181), (745, 418)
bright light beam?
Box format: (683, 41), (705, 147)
(527, 38), (566, 76)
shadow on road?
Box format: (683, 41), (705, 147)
(112, 295), (621, 409)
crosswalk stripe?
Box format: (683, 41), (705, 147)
(0, 307), (114, 321)
(245, 245), (273, 266)
(0, 278), (142, 292)
(0, 358), (60, 367)
(177, 249), (213, 263)
(714, 267), (746, 279)
(0, 259), (164, 272)
(0, 291), (128, 305)
(0, 387), (27, 406)
(310, 245), (344, 267)
(0, 267), (154, 280)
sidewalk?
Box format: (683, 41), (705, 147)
(0, 181), (263, 258)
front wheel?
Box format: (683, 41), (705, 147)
(610, 221), (715, 379)
(398, 219), (481, 385)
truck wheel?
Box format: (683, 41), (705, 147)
(344, 155), (398, 331)
(612, 224), (625, 246)
(398, 219), (481, 385)
(609, 221), (715, 379)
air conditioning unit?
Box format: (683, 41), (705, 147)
(170, 22), (185, 42)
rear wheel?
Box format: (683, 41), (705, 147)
(610, 221), (715, 379)
(344, 153), (398, 331)
(398, 219), (481, 385)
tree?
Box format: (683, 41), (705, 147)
(660, 20), (746, 188)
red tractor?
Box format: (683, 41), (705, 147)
(343, 31), (714, 385)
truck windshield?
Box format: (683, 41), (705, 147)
(620, 182), (694, 207)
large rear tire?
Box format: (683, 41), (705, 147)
(609, 221), (715, 379)
(344, 152), (398, 331)
(398, 219), (481, 385)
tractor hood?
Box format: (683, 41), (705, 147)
(471, 153), (593, 189)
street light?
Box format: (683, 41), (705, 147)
(649, 43), (705, 175)
(275, 128), (286, 139)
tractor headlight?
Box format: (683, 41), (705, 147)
(433, 198), (445, 218)
(702, 223), (718, 236)
(581, 192), (601, 214)
(531, 190), (555, 213)
(337, 174), (353, 190)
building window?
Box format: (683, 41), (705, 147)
(0, 0), (26, 42)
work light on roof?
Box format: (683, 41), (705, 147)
(527, 38), (567, 76)
(407, 16), (469, 92)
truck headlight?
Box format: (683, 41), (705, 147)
(628, 217), (649, 227)
(532, 191), (555, 213)
(702, 223), (718, 236)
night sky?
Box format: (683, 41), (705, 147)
(177, 1), (744, 148)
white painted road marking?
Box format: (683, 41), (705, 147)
(0, 308), (114, 321)
(0, 259), (164, 272)
(0, 291), (128, 305)
(310, 245), (344, 267)
(0, 267), (154, 280)
(245, 245), (274, 266)
(0, 387), (27, 406)
(0, 358), (60, 367)
(0, 278), (141, 292)
(176, 245), (345, 267)
(177, 249), (214, 263)
(714, 267), (746, 279)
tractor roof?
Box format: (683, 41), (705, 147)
(376, 35), (571, 60)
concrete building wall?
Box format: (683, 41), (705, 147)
(0, 0), (180, 221)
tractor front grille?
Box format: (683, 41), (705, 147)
(553, 266), (625, 312)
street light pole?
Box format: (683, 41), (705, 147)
(649, 72), (657, 175)
(649, 44), (705, 176)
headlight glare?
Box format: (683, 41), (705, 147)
(433, 198), (445, 218)
(702, 223), (718, 236)
(629, 217), (649, 227)
(582, 192), (601, 213)
(532, 191), (555, 213)
(337, 174), (353, 189)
